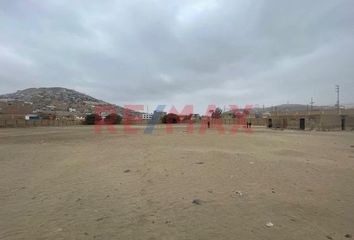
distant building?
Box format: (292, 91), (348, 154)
(222, 111), (234, 119)
(266, 109), (354, 131)
(142, 113), (153, 120)
(99, 112), (111, 118)
(0, 100), (33, 119)
(25, 114), (40, 120)
(46, 105), (56, 111)
(191, 114), (201, 121)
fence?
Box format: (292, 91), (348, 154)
(209, 118), (266, 126)
(0, 119), (82, 128)
(0, 117), (267, 128)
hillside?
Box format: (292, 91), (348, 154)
(0, 87), (112, 114)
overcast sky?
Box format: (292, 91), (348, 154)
(0, 0), (353, 113)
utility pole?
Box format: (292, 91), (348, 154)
(335, 85), (340, 114)
(310, 97), (315, 112)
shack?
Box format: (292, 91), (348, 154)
(267, 109), (354, 131)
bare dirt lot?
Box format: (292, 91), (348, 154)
(1, 125), (354, 240)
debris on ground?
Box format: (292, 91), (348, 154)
(345, 234), (352, 238)
(124, 169), (130, 173)
(192, 199), (203, 205)
(235, 191), (243, 196)
(96, 216), (108, 222)
(265, 222), (274, 227)
(231, 190), (244, 198)
(195, 162), (204, 165)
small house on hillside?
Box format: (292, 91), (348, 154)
(25, 114), (40, 120)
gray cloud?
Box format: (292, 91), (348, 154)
(0, 0), (353, 113)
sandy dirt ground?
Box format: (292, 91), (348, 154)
(0, 125), (354, 240)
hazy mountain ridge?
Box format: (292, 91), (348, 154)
(0, 87), (111, 114)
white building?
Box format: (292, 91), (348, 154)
(25, 114), (40, 120)
(142, 113), (153, 120)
